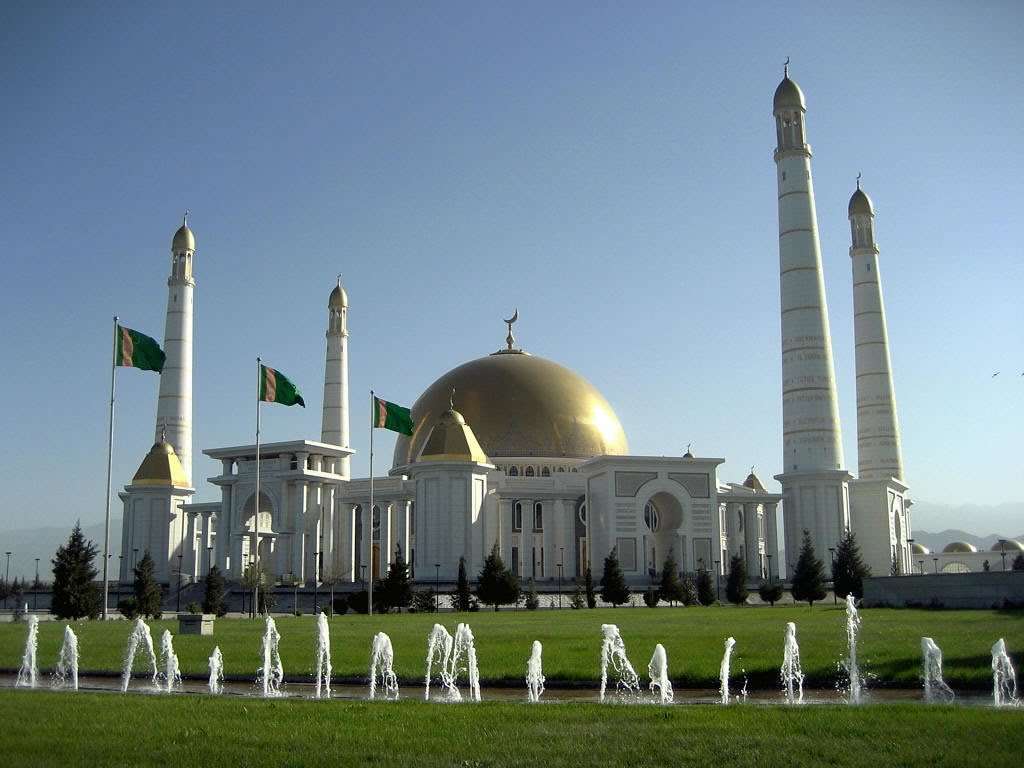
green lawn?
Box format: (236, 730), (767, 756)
(0, 690), (1021, 768)
(2, 606), (1021, 691)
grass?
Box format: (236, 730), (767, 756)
(0, 690), (1022, 768)
(1, 606), (1022, 690)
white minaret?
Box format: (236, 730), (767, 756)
(321, 277), (350, 478)
(772, 67), (851, 571)
(849, 180), (904, 481)
(154, 213), (196, 486)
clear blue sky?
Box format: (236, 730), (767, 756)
(2, 2), (1021, 558)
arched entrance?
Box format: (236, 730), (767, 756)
(642, 490), (685, 576)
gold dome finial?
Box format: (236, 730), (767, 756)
(856, 172), (861, 190)
(503, 308), (519, 350)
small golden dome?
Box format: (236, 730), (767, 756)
(329, 278), (348, 309)
(773, 75), (805, 112)
(172, 213), (195, 252)
(394, 350), (629, 468)
(848, 187), (874, 217)
(991, 539), (1024, 552)
(911, 542), (929, 555)
(942, 541), (977, 554)
(418, 410), (490, 464)
(743, 472), (766, 492)
(132, 440), (189, 487)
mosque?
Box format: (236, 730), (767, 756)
(118, 70), (925, 595)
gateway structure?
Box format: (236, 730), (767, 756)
(119, 70), (912, 591)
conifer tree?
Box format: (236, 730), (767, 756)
(599, 547), (630, 607)
(569, 583), (586, 609)
(51, 521), (100, 620)
(832, 528), (872, 600)
(790, 529), (828, 606)
(476, 542), (519, 611)
(453, 556), (472, 611)
(657, 549), (686, 606)
(584, 565), (597, 609)
(681, 575), (699, 606)
(524, 577), (540, 610)
(758, 579), (784, 606)
(725, 553), (749, 605)
(380, 545), (413, 612)
(133, 551), (164, 619)
(202, 564), (227, 617)
(696, 565), (716, 606)
(1013, 553), (1024, 572)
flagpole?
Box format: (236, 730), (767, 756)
(255, 356), (261, 619)
(102, 316), (118, 621)
(368, 389), (374, 617)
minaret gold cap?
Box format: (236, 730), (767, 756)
(172, 211), (195, 252)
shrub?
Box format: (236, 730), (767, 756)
(118, 597), (139, 620)
(569, 584), (585, 610)
(758, 581), (784, 606)
(332, 595), (349, 615)
(643, 587), (660, 607)
(186, 601), (201, 615)
(348, 590), (369, 614)
(524, 578), (540, 610)
(412, 588), (437, 613)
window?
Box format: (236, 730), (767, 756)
(616, 538), (637, 571)
(643, 502), (659, 532)
(509, 466), (519, 477)
(541, 467), (550, 477)
(533, 502), (543, 531)
(525, 466), (535, 477)
(578, 502), (587, 525)
(513, 502), (523, 531)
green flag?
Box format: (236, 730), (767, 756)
(373, 395), (413, 435)
(260, 364), (305, 407)
(115, 325), (165, 372)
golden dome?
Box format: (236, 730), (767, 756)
(172, 213), (195, 252)
(991, 539), (1024, 552)
(132, 440), (189, 487)
(393, 350), (629, 467)
(773, 75), (805, 112)
(418, 409), (490, 464)
(942, 541), (977, 554)
(743, 471), (766, 492)
(848, 187), (874, 217)
(329, 279), (348, 309)
(911, 542), (930, 555)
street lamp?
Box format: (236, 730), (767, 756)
(933, 557), (939, 574)
(713, 559), (720, 603)
(313, 551), (320, 615)
(998, 539), (1008, 571)
(361, 565), (366, 590)
(828, 547), (836, 604)
(918, 558), (924, 575)
(766, 553), (773, 584)
(118, 555), (123, 605)
(434, 563), (440, 614)
(207, 546), (214, 576)
(558, 547), (564, 610)
(4, 552), (10, 609)
(176, 553), (184, 612)
(33, 558), (40, 611)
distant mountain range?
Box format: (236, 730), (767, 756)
(906, 529), (1024, 554)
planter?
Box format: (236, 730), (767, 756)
(178, 613), (215, 635)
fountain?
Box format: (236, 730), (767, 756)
(599, 624), (640, 702)
(121, 618), (159, 692)
(15, 614), (39, 688)
(208, 646), (224, 695)
(781, 621), (804, 705)
(647, 643), (672, 704)
(314, 612), (332, 699)
(920, 637), (954, 704)
(991, 638), (1019, 708)
(54, 625), (79, 691)
(841, 594), (864, 704)
(526, 640), (545, 703)
(425, 623), (454, 701)
(256, 616), (284, 697)
(370, 632), (399, 700)
(719, 636), (737, 705)
(159, 630), (182, 693)
(424, 622), (480, 702)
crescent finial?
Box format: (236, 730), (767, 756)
(783, 56), (790, 77)
(504, 308), (519, 351)
(503, 308), (519, 325)
(183, 210), (189, 227)
(856, 172), (862, 190)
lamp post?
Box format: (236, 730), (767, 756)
(361, 565), (366, 590)
(766, 553), (773, 584)
(313, 551), (320, 615)
(713, 559), (720, 603)
(558, 547), (564, 610)
(933, 557), (939, 574)
(4, 552), (10, 609)
(176, 553), (184, 613)
(117, 555), (123, 605)
(434, 563), (440, 614)
(918, 558), (923, 575)
(33, 558), (40, 610)
(998, 539), (1008, 571)
(828, 547), (836, 604)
